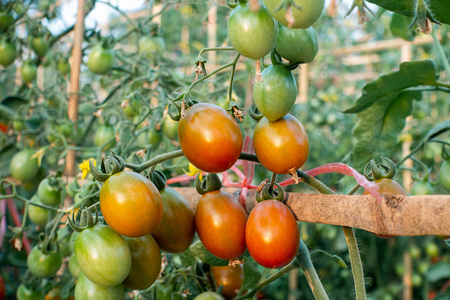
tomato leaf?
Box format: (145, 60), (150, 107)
(179, 248), (197, 269)
(189, 240), (229, 266)
(352, 91), (419, 171)
(425, 261), (450, 282)
(241, 253), (261, 292)
(420, 120), (450, 145)
(344, 60), (438, 114)
(390, 13), (416, 41)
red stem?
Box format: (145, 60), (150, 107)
(6, 199), (31, 254)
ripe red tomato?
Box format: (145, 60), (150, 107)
(123, 235), (161, 290)
(211, 265), (244, 299)
(195, 190), (247, 260)
(27, 246), (63, 278)
(100, 171), (163, 237)
(363, 179), (406, 195)
(263, 0), (324, 28)
(178, 103), (243, 173)
(253, 64), (297, 121)
(152, 187), (195, 253)
(253, 114), (309, 174)
(246, 200), (300, 268)
(227, 2), (277, 60)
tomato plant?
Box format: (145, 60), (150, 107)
(21, 61), (37, 83)
(253, 64), (297, 121)
(87, 44), (114, 75)
(0, 38), (17, 67)
(178, 103), (243, 173)
(10, 149), (39, 182)
(253, 114), (309, 174)
(263, 0), (324, 28)
(100, 171), (163, 237)
(27, 246), (63, 278)
(17, 284), (45, 300)
(75, 225), (131, 287)
(74, 273), (125, 300)
(195, 190), (247, 260)
(211, 264), (244, 300)
(227, 2), (277, 60)
(37, 178), (61, 206)
(275, 25), (319, 63)
(123, 235), (161, 290)
(246, 200), (300, 268)
(152, 187), (195, 253)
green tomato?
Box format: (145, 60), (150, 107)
(10, 149), (39, 182)
(275, 25), (318, 63)
(75, 225), (131, 287)
(194, 292), (225, 300)
(162, 116), (178, 140)
(69, 252), (81, 278)
(37, 178), (61, 206)
(28, 196), (49, 226)
(94, 124), (116, 151)
(409, 245), (421, 259)
(16, 284), (45, 300)
(439, 160), (450, 190)
(27, 246), (63, 278)
(0, 38), (17, 67)
(75, 272), (125, 300)
(21, 61), (37, 83)
(263, 0), (324, 28)
(123, 235), (161, 290)
(411, 180), (434, 195)
(139, 36), (166, 61)
(55, 120), (73, 138)
(253, 64), (297, 121)
(57, 59), (70, 75)
(67, 180), (80, 198)
(412, 273), (422, 287)
(227, 3), (277, 60)
(31, 36), (49, 57)
(87, 44), (114, 75)
(137, 127), (163, 148)
(0, 11), (14, 29)
(13, 119), (26, 131)
(68, 231), (79, 254)
(425, 242), (439, 258)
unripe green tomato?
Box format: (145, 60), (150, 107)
(87, 44), (114, 75)
(425, 242), (439, 258)
(21, 61), (37, 83)
(68, 231), (79, 254)
(139, 36), (166, 61)
(17, 284), (45, 300)
(0, 39), (17, 67)
(58, 59), (70, 75)
(137, 127), (163, 148)
(409, 245), (421, 260)
(276, 25), (318, 63)
(13, 3), (26, 15)
(412, 273), (422, 287)
(94, 124), (116, 151)
(0, 11), (14, 29)
(411, 181), (434, 195)
(263, 0), (324, 28)
(439, 161), (450, 190)
(13, 119), (25, 131)
(28, 196), (49, 226)
(10, 149), (39, 182)
(162, 116), (178, 140)
(194, 292), (226, 300)
(27, 246), (63, 278)
(75, 272), (125, 300)
(418, 261), (430, 274)
(31, 36), (49, 57)
(37, 178), (61, 206)
(69, 253), (81, 278)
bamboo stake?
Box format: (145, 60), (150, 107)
(65, 0), (86, 176)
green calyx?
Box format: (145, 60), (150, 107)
(255, 182), (285, 202)
(195, 173), (222, 195)
(149, 169), (167, 191)
(248, 102), (263, 121)
(90, 154), (125, 182)
(68, 207), (99, 232)
(363, 157), (396, 181)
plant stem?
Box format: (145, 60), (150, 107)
(342, 227), (367, 300)
(125, 149), (184, 173)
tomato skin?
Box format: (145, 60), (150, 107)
(123, 235), (161, 290)
(94, 124), (115, 151)
(178, 103), (243, 173)
(253, 114), (309, 174)
(227, 3), (277, 60)
(195, 190), (247, 260)
(17, 284), (45, 300)
(263, 0), (324, 28)
(439, 160), (450, 190)
(162, 115), (178, 140)
(0, 39), (17, 67)
(275, 25), (319, 63)
(363, 179), (406, 195)
(37, 178), (61, 206)
(27, 246), (63, 278)
(57, 59), (70, 75)
(87, 44), (114, 75)
(0, 11), (13, 29)
(100, 171), (163, 237)
(74, 273), (125, 300)
(211, 265), (244, 300)
(194, 292), (226, 300)
(21, 62), (37, 83)
(31, 37), (49, 57)
(28, 196), (49, 226)
(139, 36), (166, 61)
(75, 225), (131, 287)
(152, 187), (195, 253)
(68, 253), (81, 278)
(253, 64), (297, 121)
(246, 200), (300, 268)
(411, 181), (434, 195)
(10, 149), (39, 182)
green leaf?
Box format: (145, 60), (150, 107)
(352, 91), (419, 171)
(421, 120), (450, 145)
(0, 144), (18, 178)
(425, 261), (450, 282)
(241, 254), (261, 292)
(189, 240), (229, 266)
(367, 0), (450, 25)
(390, 13), (416, 41)
(178, 248), (197, 269)
(0, 95), (28, 123)
(344, 60), (438, 114)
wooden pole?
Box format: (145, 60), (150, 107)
(65, 0), (86, 176)
(297, 64), (309, 103)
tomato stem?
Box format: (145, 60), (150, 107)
(343, 227), (367, 300)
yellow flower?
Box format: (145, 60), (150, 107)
(31, 148), (45, 167)
(79, 158), (96, 180)
(185, 163), (202, 180)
